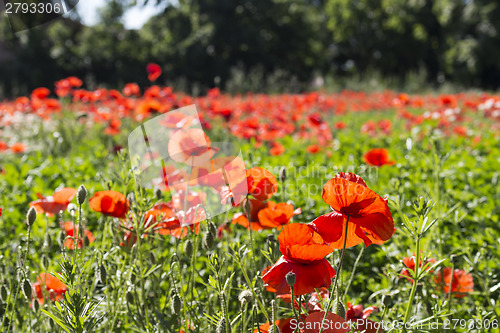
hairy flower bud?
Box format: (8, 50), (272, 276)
(334, 299), (346, 319)
(279, 166), (287, 183)
(76, 185), (87, 205)
(203, 230), (215, 250)
(22, 279), (32, 299)
(26, 207), (37, 227)
(184, 239), (194, 257)
(0, 285), (8, 302)
(382, 294), (392, 307)
(126, 289), (135, 304)
(98, 264), (107, 285)
(172, 293), (182, 314)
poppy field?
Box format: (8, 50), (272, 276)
(0, 77), (499, 332)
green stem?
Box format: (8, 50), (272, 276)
(319, 215), (350, 333)
(291, 287), (300, 333)
(402, 236), (420, 331)
(447, 260), (455, 313)
(237, 258), (270, 322)
(344, 246), (365, 297)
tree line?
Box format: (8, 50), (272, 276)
(1, 0), (499, 97)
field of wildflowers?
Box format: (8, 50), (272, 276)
(0, 72), (499, 332)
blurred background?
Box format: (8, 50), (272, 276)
(1, 0), (500, 98)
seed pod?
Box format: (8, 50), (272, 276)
(0, 285), (8, 302)
(184, 239), (193, 257)
(22, 279), (32, 299)
(98, 264), (107, 285)
(171, 293), (182, 314)
(238, 290), (253, 305)
(26, 207), (37, 227)
(285, 271), (296, 287)
(203, 230), (214, 250)
(279, 166), (287, 183)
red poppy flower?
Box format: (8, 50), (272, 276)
(10, 142), (26, 154)
(146, 63), (162, 82)
(168, 128), (215, 166)
(307, 145), (320, 154)
(270, 141), (285, 156)
(435, 267), (474, 298)
(308, 173), (394, 248)
(346, 303), (379, 321)
(302, 311), (350, 333)
(363, 148), (395, 166)
(63, 221), (95, 250)
(89, 190), (129, 218)
(262, 224), (335, 296)
(0, 141), (8, 151)
(258, 201), (301, 229)
(255, 317), (304, 333)
(401, 254), (436, 283)
(246, 167), (278, 201)
(31, 87), (51, 99)
(233, 199), (300, 231)
(33, 273), (67, 305)
(30, 187), (77, 216)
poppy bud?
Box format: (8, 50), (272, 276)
(155, 188), (163, 200)
(216, 317), (228, 333)
(98, 264), (107, 285)
(0, 285), (8, 302)
(41, 254), (49, 270)
(285, 271), (296, 287)
(382, 294), (392, 307)
(44, 233), (52, 249)
(172, 293), (182, 314)
(267, 234), (276, 244)
(22, 279), (32, 299)
(203, 230), (215, 250)
(334, 299), (346, 319)
(149, 252), (156, 264)
(238, 290), (253, 305)
(208, 221), (217, 237)
(26, 207), (37, 227)
(33, 299), (40, 312)
(76, 185), (87, 205)
(57, 230), (66, 248)
(184, 239), (193, 257)
(126, 289), (135, 304)
(279, 167), (287, 183)
(84, 235), (90, 247)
